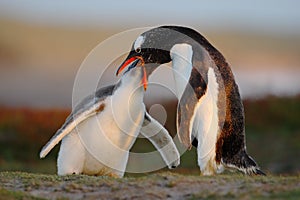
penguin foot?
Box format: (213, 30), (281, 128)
(168, 158), (180, 169)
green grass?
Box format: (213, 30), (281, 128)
(0, 96), (299, 175)
(243, 96), (300, 174)
(0, 171), (299, 199)
(0, 187), (44, 200)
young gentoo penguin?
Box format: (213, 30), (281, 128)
(120, 25), (265, 175)
(40, 60), (180, 177)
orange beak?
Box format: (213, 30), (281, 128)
(116, 56), (148, 91)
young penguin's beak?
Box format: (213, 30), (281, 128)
(116, 56), (148, 91)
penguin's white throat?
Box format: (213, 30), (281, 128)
(111, 66), (146, 139)
(121, 67), (145, 91)
(170, 43), (193, 99)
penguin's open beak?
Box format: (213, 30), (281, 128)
(116, 56), (148, 91)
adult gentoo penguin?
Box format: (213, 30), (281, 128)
(120, 25), (265, 175)
(40, 59), (180, 177)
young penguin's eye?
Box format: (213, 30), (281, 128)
(135, 47), (141, 53)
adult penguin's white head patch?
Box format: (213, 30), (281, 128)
(134, 35), (145, 52)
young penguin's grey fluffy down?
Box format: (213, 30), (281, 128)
(121, 25), (265, 176)
(40, 59), (180, 177)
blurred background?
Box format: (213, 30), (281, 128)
(0, 0), (299, 175)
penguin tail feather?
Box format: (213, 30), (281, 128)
(243, 164), (266, 176)
(223, 150), (266, 176)
(242, 153), (266, 176)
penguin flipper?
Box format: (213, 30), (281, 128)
(39, 85), (115, 158)
(176, 68), (207, 149)
(39, 102), (103, 158)
(140, 111), (180, 169)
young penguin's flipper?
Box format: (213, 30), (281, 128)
(140, 111), (180, 169)
(40, 85), (115, 158)
(39, 102), (104, 158)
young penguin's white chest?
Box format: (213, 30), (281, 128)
(78, 95), (144, 173)
(84, 70), (145, 171)
(111, 79), (145, 140)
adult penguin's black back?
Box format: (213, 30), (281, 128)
(163, 26), (265, 175)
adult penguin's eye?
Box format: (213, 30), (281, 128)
(135, 47), (141, 53)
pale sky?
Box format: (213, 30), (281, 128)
(0, 0), (300, 108)
(0, 0), (299, 34)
